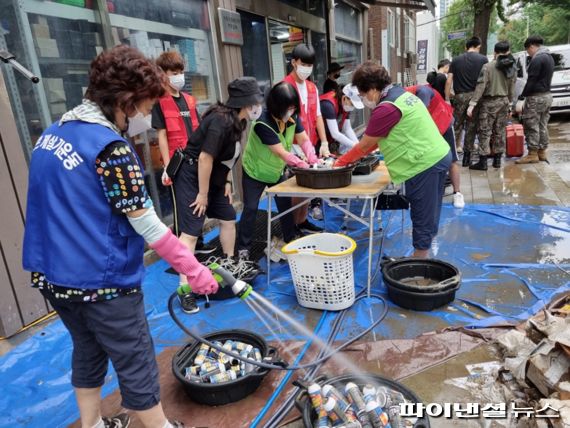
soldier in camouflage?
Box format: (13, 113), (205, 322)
(466, 41), (517, 170)
(515, 35), (555, 164)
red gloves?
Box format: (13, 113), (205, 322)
(335, 145), (368, 167)
(285, 153), (310, 169)
(150, 230), (219, 295)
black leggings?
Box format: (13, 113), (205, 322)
(237, 171), (296, 251)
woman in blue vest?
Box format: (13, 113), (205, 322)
(22, 46), (216, 428)
(237, 82), (317, 261)
(335, 62), (451, 258)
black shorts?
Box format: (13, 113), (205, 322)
(44, 291), (161, 411)
(174, 161), (236, 236)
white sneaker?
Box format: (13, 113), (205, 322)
(453, 192), (465, 208)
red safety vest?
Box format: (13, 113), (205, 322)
(406, 85), (453, 135)
(283, 73), (319, 146)
(158, 92), (200, 157)
(319, 90), (349, 143)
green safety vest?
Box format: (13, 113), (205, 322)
(243, 120), (296, 184)
(378, 91), (450, 184)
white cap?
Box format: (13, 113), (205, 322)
(308, 384), (322, 395)
(342, 84), (364, 109)
(324, 397), (337, 412)
(322, 384), (333, 397)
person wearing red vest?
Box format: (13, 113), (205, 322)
(406, 84), (465, 208)
(320, 84), (364, 155)
(283, 43), (327, 231)
(152, 51), (214, 314)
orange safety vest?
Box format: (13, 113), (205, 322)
(158, 92), (200, 157)
(406, 85), (453, 135)
(283, 73), (319, 146)
(319, 90), (349, 137)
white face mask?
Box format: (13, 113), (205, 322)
(247, 104), (263, 121)
(127, 109), (152, 137)
(296, 65), (313, 81)
(282, 108), (295, 122)
(343, 103), (355, 112)
(362, 94), (378, 110)
(168, 74), (185, 91)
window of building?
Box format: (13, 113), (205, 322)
(239, 11), (271, 93)
(395, 11), (400, 50)
(1, 0), (219, 221)
(335, 2), (360, 41)
(311, 31), (327, 91)
(388, 9), (395, 47)
(268, 20), (305, 83)
(278, 0), (326, 18)
(404, 16), (415, 53)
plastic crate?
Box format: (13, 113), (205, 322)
(282, 233), (356, 311)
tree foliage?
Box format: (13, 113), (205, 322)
(441, 0), (499, 57)
(500, 2), (570, 51)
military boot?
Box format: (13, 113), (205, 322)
(537, 148), (548, 162)
(492, 153), (502, 168)
(515, 149), (539, 164)
(462, 151), (471, 167)
(469, 155), (488, 171)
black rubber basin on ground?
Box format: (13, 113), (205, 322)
(296, 373), (430, 428)
(382, 258), (461, 311)
(172, 329), (279, 405)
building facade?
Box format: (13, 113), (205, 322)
(0, 0), (369, 336)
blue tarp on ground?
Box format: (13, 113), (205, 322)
(1, 203), (569, 427)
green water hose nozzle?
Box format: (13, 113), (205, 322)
(232, 280), (252, 300)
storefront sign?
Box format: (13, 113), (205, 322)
(218, 8), (243, 46)
(417, 40), (428, 72)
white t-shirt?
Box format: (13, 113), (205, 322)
(294, 80), (321, 116)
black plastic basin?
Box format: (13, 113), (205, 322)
(172, 329), (279, 405)
(296, 373), (430, 428)
(382, 258), (461, 311)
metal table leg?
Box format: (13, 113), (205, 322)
(367, 197), (375, 297)
(266, 195), (272, 286)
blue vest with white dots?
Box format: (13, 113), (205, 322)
(23, 120), (146, 290)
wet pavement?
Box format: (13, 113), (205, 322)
(445, 113), (570, 207)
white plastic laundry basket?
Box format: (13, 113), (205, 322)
(282, 233), (357, 311)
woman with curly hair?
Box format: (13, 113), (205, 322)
(335, 62), (451, 258)
(22, 45), (217, 428)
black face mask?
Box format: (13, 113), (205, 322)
(333, 73), (341, 79)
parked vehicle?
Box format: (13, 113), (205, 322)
(514, 44), (570, 114)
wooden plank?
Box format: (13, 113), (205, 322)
(0, 72), (48, 330)
(0, 242), (23, 337)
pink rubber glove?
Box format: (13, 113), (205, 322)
(299, 139), (318, 165)
(150, 230), (219, 295)
(285, 153), (310, 169)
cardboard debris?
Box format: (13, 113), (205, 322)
(526, 346), (570, 398)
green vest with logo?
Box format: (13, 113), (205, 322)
(378, 90), (450, 184)
(243, 119), (296, 184)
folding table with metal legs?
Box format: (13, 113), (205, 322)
(265, 165), (390, 297)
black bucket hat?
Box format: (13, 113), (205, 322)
(327, 62), (344, 74)
(225, 77), (263, 108)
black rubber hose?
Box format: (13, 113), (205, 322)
(264, 211), (393, 427)
(168, 291), (389, 371)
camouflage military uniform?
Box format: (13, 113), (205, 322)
(477, 97), (510, 155)
(452, 92), (478, 152)
(522, 93), (553, 150)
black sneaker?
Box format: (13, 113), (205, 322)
(195, 240), (217, 255)
(297, 220), (323, 234)
(103, 414), (130, 428)
(179, 292), (199, 314)
(169, 421), (185, 428)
